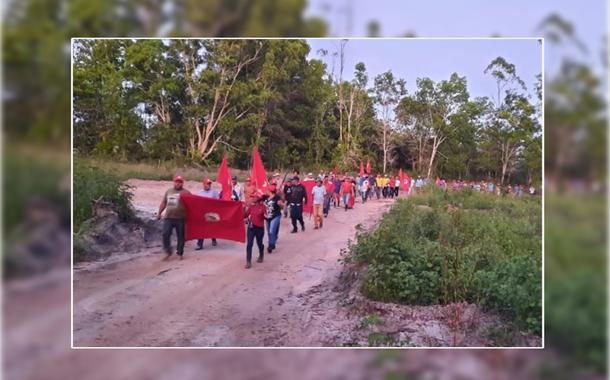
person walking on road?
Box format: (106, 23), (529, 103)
(312, 179), (326, 229)
(264, 184), (283, 253)
(282, 178), (293, 218)
(157, 175), (190, 260)
(289, 176), (307, 233)
(323, 175), (334, 217)
(195, 178), (220, 250)
(231, 175), (243, 201)
(341, 176), (352, 211)
(244, 192), (267, 269)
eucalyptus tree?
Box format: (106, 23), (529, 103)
(372, 70), (406, 173)
(484, 56), (537, 184)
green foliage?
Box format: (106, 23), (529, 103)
(346, 189), (542, 335)
(368, 332), (395, 347)
(359, 314), (384, 329)
(73, 159), (134, 231)
(545, 194), (606, 372)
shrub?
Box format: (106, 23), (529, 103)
(345, 189), (542, 335)
(73, 159), (134, 231)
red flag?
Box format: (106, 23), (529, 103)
(359, 161), (364, 177)
(181, 193), (245, 243)
(250, 146), (268, 191)
(302, 180), (316, 214)
(217, 153), (232, 201)
(332, 166), (337, 176)
(366, 160), (371, 174)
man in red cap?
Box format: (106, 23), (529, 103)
(157, 175), (191, 260)
(195, 178), (220, 251)
(243, 191), (267, 268)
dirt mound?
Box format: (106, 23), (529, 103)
(74, 210), (162, 261)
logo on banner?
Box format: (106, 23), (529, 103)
(204, 212), (221, 222)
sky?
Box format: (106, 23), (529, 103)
(305, 38), (542, 102)
(305, 0), (606, 76)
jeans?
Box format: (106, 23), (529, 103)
(196, 238), (216, 248)
(323, 196), (331, 215)
(246, 226), (264, 262)
(283, 203), (290, 218)
(266, 215), (281, 249)
(290, 203), (304, 230)
(162, 218), (185, 256)
(342, 193), (350, 208)
(361, 190), (367, 203)
(394, 187), (399, 197)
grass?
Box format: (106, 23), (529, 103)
(73, 159), (135, 231)
(345, 187), (542, 335)
(78, 156), (294, 182)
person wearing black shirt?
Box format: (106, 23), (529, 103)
(265, 184), (284, 253)
(289, 176), (307, 233)
(282, 178), (293, 218)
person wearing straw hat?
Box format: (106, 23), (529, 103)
(157, 175), (191, 260)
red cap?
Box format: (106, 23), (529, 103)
(203, 177), (212, 184)
(173, 175), (184, 182)
(246, 177), (251, 182)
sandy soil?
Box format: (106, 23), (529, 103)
(73, 179), (395, 347)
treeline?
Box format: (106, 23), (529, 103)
(73, 39), (541, 184)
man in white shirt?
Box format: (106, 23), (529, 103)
(231, 176), (244, 201)
(311, 179), (327, 229)
(196, 178), (220, 250)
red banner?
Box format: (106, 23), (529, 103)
(250, 146), (268, 191)
(366, 160), (371, 174)
(217, 153), (232, 201)
(181, 193), (245, 243)
(302, 180), (316, 214)
(359, 161), (364, 177)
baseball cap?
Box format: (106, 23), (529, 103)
(231, 175), (237, 180)
(292, 176), (300, 181)
(203, 177), (212, 184)
(173, 175), (184, 182)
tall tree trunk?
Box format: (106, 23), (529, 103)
(383, 123), (387, 173)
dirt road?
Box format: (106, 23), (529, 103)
(73, 179), (394, 347)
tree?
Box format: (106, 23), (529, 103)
(177, 39), (262, 161)
(396, 74), (469, 179)
(372, 71), (406, 173)
(484, 57), (534, 184)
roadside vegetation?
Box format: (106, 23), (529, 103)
(73, 160), (135, 231)
(345, 187), (542, 335)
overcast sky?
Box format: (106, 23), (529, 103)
(306, 38), (542, 102)
(305, 0), (605, 76)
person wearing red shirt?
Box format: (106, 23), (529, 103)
(340, 176), (352, 211)
(244, 192), (267, 269)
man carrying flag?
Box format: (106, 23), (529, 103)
(157, 175), (190, 260)
(244, 191), (267, 268)
(195, 178), (220, 251)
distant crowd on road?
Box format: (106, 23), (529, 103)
(156, 169), (539, 269)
